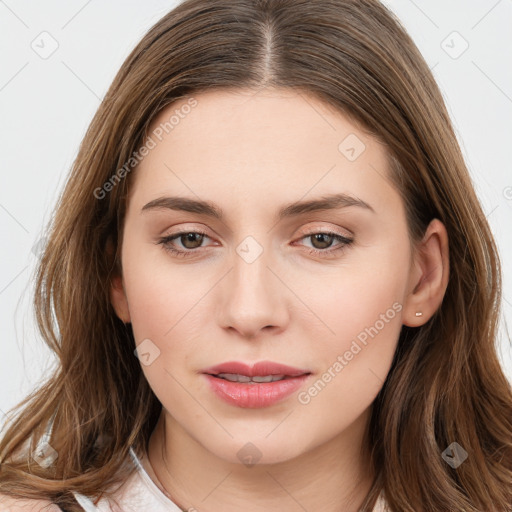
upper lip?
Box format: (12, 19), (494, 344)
(202, 360), (311, 377)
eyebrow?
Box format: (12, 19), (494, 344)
(141, 192), (375, 221)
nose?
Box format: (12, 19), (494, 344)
(216, 242), (290, 340)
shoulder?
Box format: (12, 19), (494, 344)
(371, 490), (390, 512)
(0, 494), (62, 511)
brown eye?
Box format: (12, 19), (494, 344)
(179, 232), (205, 249)
(296, 230), (354, 258)
(309, 233), (336, 249)
(157, 230), (212, 257)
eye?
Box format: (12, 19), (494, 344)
(295, 230), (354, 257)
(157, 230), (213, 258)
(156, 229), (354, 259)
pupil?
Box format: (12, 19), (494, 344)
(182, 233), (203, 248)
(312, 233), (332, 249)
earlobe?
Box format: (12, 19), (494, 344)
(402, 219), (449, 327)
(110, 273), (131, 324)
(106, 237), (131, 324)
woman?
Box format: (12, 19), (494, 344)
(0, 0), (511, 510)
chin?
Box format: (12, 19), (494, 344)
(203, 433), (308, 467)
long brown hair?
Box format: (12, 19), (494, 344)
(1, 0), (511, 510)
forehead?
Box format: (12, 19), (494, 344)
(147, 87), (376, 159)
(127, 88), (398, 220)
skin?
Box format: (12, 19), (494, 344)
(109, 88), (449, 512)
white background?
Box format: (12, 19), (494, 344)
(1, 0), (511, 426)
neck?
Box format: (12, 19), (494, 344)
(146, 408), (376, 512)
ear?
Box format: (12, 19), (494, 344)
(106, 237), (131, 324)
(402, 218), (449, 327)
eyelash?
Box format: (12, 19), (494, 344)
(156, 229), (354, 259)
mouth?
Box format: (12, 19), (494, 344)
(209, 373), (299, 383)
(202, 360), (311, 379)
(201, 360), (312, 408)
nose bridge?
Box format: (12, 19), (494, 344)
(234, 235), (270, 293)
(217, 234), (289, 337)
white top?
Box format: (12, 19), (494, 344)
(71, 447), (183, 512)
(71, 448), (389, 511)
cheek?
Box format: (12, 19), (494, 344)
(120, 239), (213, 390)
(297, 243), (407, 345)
(323, 270), (404, 356)
(122, 232), (210, 335)
(293, 246), (407, 407)
(123, 260), (208, 416)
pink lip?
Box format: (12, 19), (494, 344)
(202, 360), (310, 377)
(201, 360), (312, 408)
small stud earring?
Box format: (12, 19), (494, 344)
(415, 312), (423, 317)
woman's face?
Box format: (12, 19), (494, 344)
(111, 88), (419, 464)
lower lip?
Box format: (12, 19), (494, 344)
(203, 374), (311, 408)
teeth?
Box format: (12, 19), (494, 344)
(216, 373), (286, 383)
(252, 375), (284, 383)
(219, 373), (252, 383)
